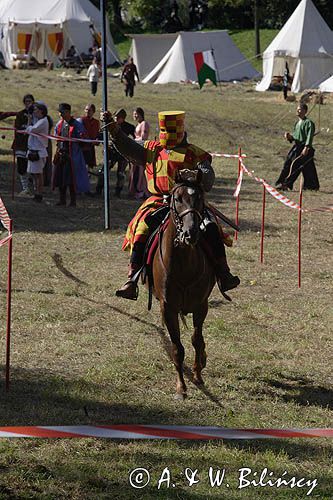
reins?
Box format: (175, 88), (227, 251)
(170, 183), (204, 246)
(157, 182), (208, 292)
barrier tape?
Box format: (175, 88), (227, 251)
(0, 127), (246, 159)
(0, 126), (100, 145)
(0, 425), (332, 439)
(210, 152), (247, 158)
(1, 125), (331, 213)
(0, 197), (11, 232)
(235, 158), (333, 214)
(1, 127), (240, 156)
(233, 166), (243, 198)
(0, 234), (12, 247)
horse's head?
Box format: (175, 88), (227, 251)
(171, 169), (205, 246)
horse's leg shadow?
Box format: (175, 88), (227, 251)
(191, 301), (208, 386)
(162, 302), (187, 400)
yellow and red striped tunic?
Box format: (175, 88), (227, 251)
(122, 140), (211, 252)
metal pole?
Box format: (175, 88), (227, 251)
(101, 0), (111, 229)
(5, 220), (13, 392)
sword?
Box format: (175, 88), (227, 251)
(207, 203), (240, 232)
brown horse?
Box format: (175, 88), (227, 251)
(152, 170), (216, 399)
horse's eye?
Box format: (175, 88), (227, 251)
(175, 196), (182, 203)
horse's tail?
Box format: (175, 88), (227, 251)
(179, 312), (188, 329)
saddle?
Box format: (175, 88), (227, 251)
(128, 206), (170, 310)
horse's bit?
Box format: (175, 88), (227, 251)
(170, 185), (203, 246)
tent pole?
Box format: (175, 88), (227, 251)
(101, 0), (110, 230)
(210, 45), (222, 91)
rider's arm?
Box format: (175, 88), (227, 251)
(197, 159), (215, 192)
(106, 121), (146, 165)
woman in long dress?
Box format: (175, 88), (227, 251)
(128, 107), (150, 200)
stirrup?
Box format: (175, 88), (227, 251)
(115, 280), (139, 301)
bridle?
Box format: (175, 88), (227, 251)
(170, 183), (204, 246)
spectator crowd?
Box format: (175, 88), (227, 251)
(1, 92), (150, 207)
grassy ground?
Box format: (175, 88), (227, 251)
(229, 29), (279, 72)
(0, 68), (332, 499)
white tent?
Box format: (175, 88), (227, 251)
(129, 33), (177, 80)
(256, 0), (333, 93)
(0, 0), (120, 67)
(319, 74), (333, 92)
(141, 31), (259, 84)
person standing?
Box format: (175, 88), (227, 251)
(276, 103), (320, 191)
(78, 103), (100, 170)
(282, 62), (290, 100)
(121, 57), (139, 98)
(86, 58), (99, 96)
(11, 94), (35, 196)
(52, 103), (90, 207)
(95, 108), (135, 197)
(128, 107), (150, 200)
(26, 102), (49, 202)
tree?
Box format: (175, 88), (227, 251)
(90, 0), (124, 29)
(253, 0), (260, 57)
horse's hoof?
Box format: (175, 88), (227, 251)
(174, 392), (187, 401)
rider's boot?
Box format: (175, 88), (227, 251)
(214, 256), (240, 293)
(204, 221), (240, 294)
(115, 242), (145, 300)
(115, 263), (140, 300)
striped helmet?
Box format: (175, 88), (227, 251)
(158, 110), (185, 148)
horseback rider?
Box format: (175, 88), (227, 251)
(101, 109), (240, 300)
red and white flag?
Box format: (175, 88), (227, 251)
(193, 50), (217, 88)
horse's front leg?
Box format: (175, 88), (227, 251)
(162, 303), (187, 399)
(192, 301), (208, 386)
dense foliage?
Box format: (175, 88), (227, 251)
(92, 0), (333, 34)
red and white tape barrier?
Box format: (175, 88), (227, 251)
(0, 126), (99, 145)
(235, 158), (333, 213)
(0, 425), (332, 439)
(210, 152), (247, 159)
(1, 128), (245, 160)
(233, 165), (243, 198)
(0, 196), (11, 233)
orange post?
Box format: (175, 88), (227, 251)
(260, 184), (266, 263)
(5, 220), (13, 391)
(11, 152), (16, 200)
(298, 179), (303, 288)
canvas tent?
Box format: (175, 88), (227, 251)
(129, 33), (178, 80)
(141, 31), (259, 84)
(256, 0), (333, 93)
(319, 74), (333, 92)
(0, 0), (120, 68)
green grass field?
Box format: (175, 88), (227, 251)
(0, 57), (332, 499)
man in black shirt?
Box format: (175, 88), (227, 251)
(96, 108), (135, 197)
(121, 58), (139, 98)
